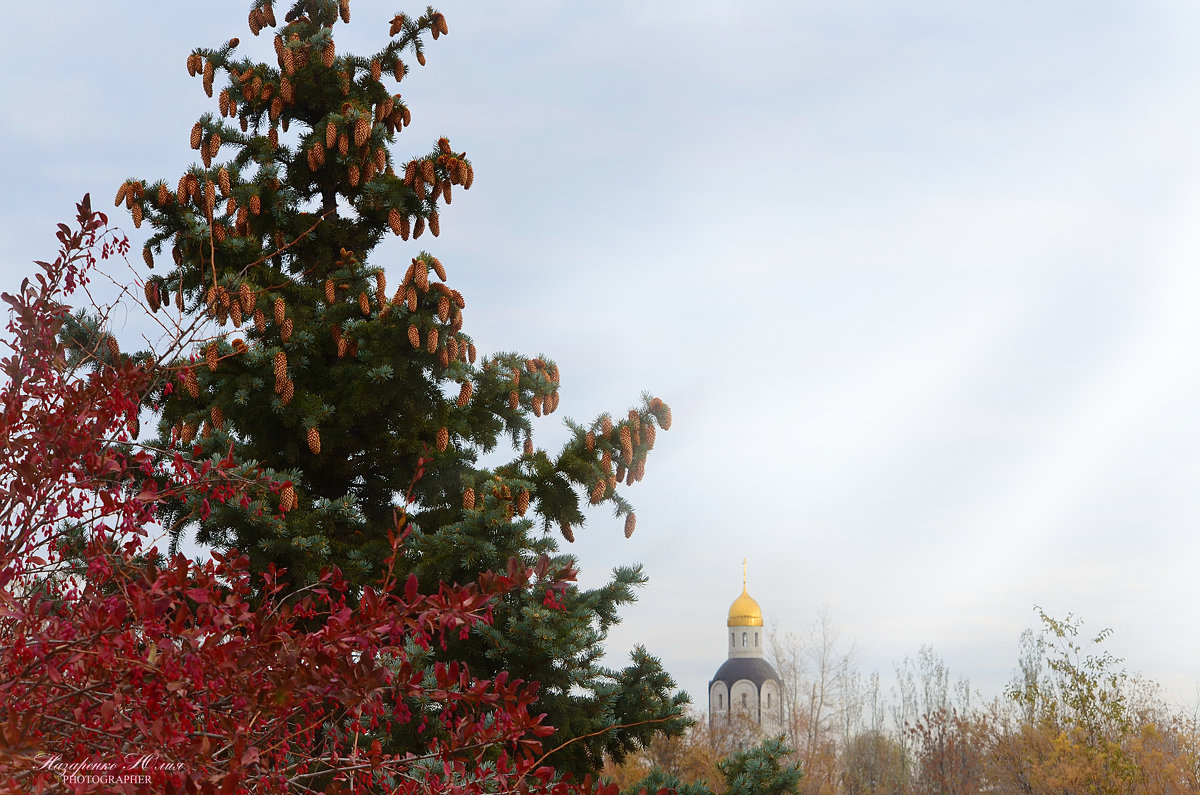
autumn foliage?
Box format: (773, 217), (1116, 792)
(0, 198), (636, 795)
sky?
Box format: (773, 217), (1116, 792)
(4, 0), (1200, 716)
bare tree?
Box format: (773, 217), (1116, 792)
(769, 607), (859, 794)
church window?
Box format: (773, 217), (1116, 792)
(730, 632), (734, 646)
(741, 693), (747, 707)
(742, 632), (747, 647)
(767, 692), (771, 707)
(755, 632), (759, 647)
(718, 694), (723, 708)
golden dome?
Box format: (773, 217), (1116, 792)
(727, 585), (764, 627)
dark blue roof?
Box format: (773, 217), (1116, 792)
(709, 657), (780, 689)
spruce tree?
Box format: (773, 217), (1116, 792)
(120, 0), (686, 778)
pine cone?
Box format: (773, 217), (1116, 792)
(358, 292), (370, 315)
(532, 395), (543, 417)
(601, 450), (612, 471)
(437, 295), (450, 323)
(620, 426), (633, 460)
(436, 12), (448, 35)
(426, 327), (438, 353)
(435, 426), (449, 452)
(634, 460), (646, 482)
(181, 421), (197, 445)
(404, 286), (417, 312)
(190, 122), (202, 150)
(516, 489), (529, 516)
(280, 378), (294, 404)
(219, 89), (230, 116)
(560, 522), (574, 543)
(456, 381), (473, 407)
(205, 343), (218, 371)
(250, 194), (262, 215)
(601, 416), (613, 436)
(348, 164), (360, 186)
(388, 207), (403, 236)
(145, 281), (161, 312)
(322, 40), (335, 67)
(624, 513), (636, 538)
(646, 423), (656, 449)
(447, 336), (458, 360)
(400, 215), (411, 240)
(508, 391), (519, 410)
(462, 487), (475, 510)
(104, 335), (119, 359)
(523, 437), (534, 456)
(338, 131), (348, 156)
(339, 0), (350, 23)
(585, 431), (595, 451)
(428, 211), (440, 237)
(661, 405), (673, 430)
(280, 484), (296, 511)
(185, 368), (199, 398)
(467, 343), (477, 363)
(324, 280), (336, 303)
(142, 246), (154, 269)
(306, 427), (321, 454)
(209, 405), (225, 432)
(131, 203), (143, 228)
(590, 481), (605, 504)
(355, 116), (370, 147)
(157, 184), (170, 206)
(281, 318), (293, 342)
(408, 324), (421, 348)
(273, 351), (287, 385)
(235, 283), (251, 315)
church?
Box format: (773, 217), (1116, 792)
(708, 562), (783, 732)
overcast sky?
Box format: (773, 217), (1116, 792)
(4, 1), (1200, 714)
